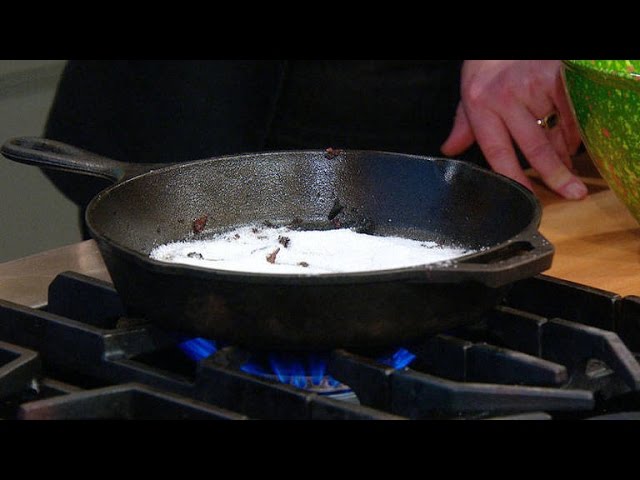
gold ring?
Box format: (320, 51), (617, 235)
(537, 112), (559, 130)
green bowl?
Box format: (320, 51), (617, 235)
(563, 60), (640, 222)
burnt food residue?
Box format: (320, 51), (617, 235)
(192, 214), (208, 234)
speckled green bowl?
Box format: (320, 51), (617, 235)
(563, 60), (640, 223)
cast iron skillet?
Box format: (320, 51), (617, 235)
(1, 137), (554, 351)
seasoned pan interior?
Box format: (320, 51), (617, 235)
(87, 150), (539, 261)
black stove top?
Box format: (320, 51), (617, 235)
(1, 271), (639, 420)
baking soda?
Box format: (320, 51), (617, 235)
(149, 224), (473, 274)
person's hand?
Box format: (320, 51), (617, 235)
(441, 60), (587, 200)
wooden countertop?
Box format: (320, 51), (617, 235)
(530, 156), (640, 295)
(531, 168), (640, 297)
(1, 154), (639, 308)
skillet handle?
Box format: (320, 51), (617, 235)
(1, 137), (157, 183)
(428, 230), (555, 288)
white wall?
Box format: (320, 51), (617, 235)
(0, 60), (83, 262)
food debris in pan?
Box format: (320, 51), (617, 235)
(266, 247), (280, 264)
(324, 147), (343, 159)
(192, 214), (208, 234)
(278, 235), (291, 248)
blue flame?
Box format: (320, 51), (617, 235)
(240, 351), (341, 389)
(178, 337), (218, 361)
(269, 354), (308, 389)
(377, 347), (416, 369)
(240, 361), (271, 377)
(308, 353), (340, 387)
(308, 353), (326, 385)
(178, 336), (414, 390)
(307, 353), (332, 387)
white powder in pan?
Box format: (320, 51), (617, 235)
(149, 224), (474, 274)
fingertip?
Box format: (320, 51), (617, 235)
(441, 104), (475, 156)
(440, 126), (474, 157)
(440, 137), (455, 156)
(560, 179), (588, 200)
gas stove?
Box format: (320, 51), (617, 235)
(1, 270), (639, 420)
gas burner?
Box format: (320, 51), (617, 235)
(177, 335), (351, 395)
(177, 337), (416, 399)
(177, 335), (350, 394)
(240, 351), (349, 395)
(207, 347), (353, 397)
